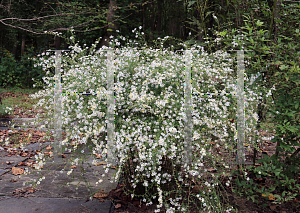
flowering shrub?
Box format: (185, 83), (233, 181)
(26, 28), (273, 212)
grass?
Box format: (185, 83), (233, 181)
(0, 86), (45, 117)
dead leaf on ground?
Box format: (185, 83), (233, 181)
(96, 161), (107, 166)
(269, 205), (277, 210)
(115, 203), (122, 209)
(94, 153), (102, 158)
(46, 146), (52, 150)
(71, 165), (77, 168)
(10, 179), (17, 182)
(93, 190), (108, 199)
(207, 167), (216, 172)
(12, 167), (24, 175)
(18, 162), (26, 166)
(26, 188), (35, 193)
(6, 161), (14, 165)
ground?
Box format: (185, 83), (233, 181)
(0, 90), (299, 213)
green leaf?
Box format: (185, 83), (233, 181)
(279, 65), (289, 70)
(256, 20), (264, 27)
(219, 30), (227, 37)
(187, 1), (197, 7)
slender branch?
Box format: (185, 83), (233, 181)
(0, 20), (45, 34)
(71, 13), (133, 33)
(0, 10), (130, 35)
(0, 11), (100, 22)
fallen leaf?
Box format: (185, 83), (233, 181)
(46, 146), (52, 150)
(61, 154), (66, 158)
(228, 119), (235, 123)
(94, 153), (102, 158)
(111, 166), (116, 169)
(13, 189), (21, 194)
(12, 167), (24, 175)
(10, 179), (17, 182)
(6, 161), (14, 165)
(269, 205), (277, 210)
(18, 162), (26, 166)
(207, 167), (216, 172)
(115, 203), (122, 209)
(26, 188), (35, 193)
(96, 161), (107, 166)
(93, 190), (108, 198)
(71, 165), (77, 168)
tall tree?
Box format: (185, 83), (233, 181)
(100, 0), (118, 48)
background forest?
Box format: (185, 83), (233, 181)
(0, 0), (299, 90)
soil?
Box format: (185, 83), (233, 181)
(1, 91), (299, 213)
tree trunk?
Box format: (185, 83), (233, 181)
(12, 39), (18, 59)
(273, 0), (282, 43)
(55, 35), (61, 50)
(156, 0), (162, 34)
(21, 34), (25, 56)
(142, 3), (146, 40)
(148, 1), (155, 41)
(100, 0), (117, 48)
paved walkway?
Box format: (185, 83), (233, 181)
(0, 196), (111, 213)
(0, 119), (119, 213)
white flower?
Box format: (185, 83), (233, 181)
(169, 127), (177, 134)
(139, 26), (142, 29)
